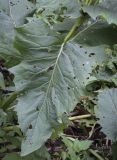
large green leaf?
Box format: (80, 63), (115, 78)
(0, 1), (117, 159)
(0, 12), (20, 67)
(0, 0), (117, 158)
(96, 88), (117, 141)
(82, 0), (117, 25)
(9, 19), (110, 155)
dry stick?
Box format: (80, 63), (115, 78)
(89, 149), (104, 160)
(69, 114), (92, 121)
(88, 122), (96, 139)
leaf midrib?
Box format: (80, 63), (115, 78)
(37, 42), (65, 113)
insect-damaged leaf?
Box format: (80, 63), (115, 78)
(9, 0), (35, 26)
(0, 0), (35, 26)
(10, 19), (110, 155)
(0, 0), (117, 159)
(35, 0), (81, 19)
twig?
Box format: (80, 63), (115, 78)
(88, 122), (96, 139)
(89, 149), (104, 160)
(69, 114), (92, 121)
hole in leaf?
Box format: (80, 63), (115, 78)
(10, 2), (15, 6)
(89, 53), (95, 57)
(29, 124), (32, 129)
(36, 107), (39, 111)
(47, 65), (54, 72)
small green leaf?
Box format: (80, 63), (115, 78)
(73, 140), (92, 152)
(0, 73), (5, 89)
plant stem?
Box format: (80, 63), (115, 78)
(3, 125), (19, 131)
(64, 15), (88, 43)
(2, 92), (17, 110)
(89, 149), (104, 160)
(69, 114), (91, 121)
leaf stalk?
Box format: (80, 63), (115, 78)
(64, 15), (88, 43)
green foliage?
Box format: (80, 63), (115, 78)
(61, 136), (92, 160)
(3, 146), (50, 160)
(0, 0), (117, 159)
